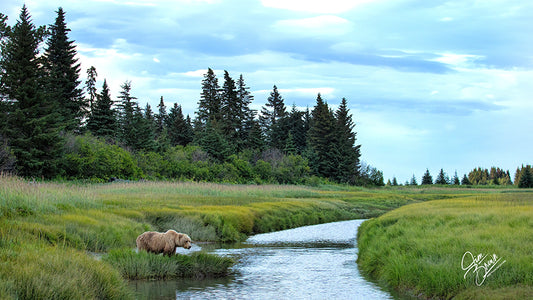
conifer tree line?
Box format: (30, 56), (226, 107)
(0, 6), (369, 184)
(387, 165), (532, 188)
(1, 6), (529, 187)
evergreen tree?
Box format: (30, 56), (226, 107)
(517, 165), (533, 188)
(284, 132), (297, 155)
(236, 74), (256, 151)
(452, 171), (460, 185)
(0, 5), (63, 178)
(435, 168), (449, 184)
(87, 80), (116, 138)
(421, 169), (433, 185)
(155, 96), (167, 135)
(168, 103), (193, 146)
(243, 118), (264, 151)
(410, 174), (418, 186)
(392, 177), (398, 186)
(116, 81), (137, 148)
(129, 104), (156, 152)
(260, 85), (287, 149)
(461, 174), (471, 185)
(307, 94), (338, 178)
(44, 7), (84, 132)
(199, 121), (231, 162)
(85, 66), (98, 112)
(286, 104), (307, 154)
(334, 97), (361, 184)
(196, 68), (221, 127)
(220, 70), (239, 152)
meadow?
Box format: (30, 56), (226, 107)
(1, 175), (531, 299)
(357, 192), (533, 299)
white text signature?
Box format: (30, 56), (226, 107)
(461, 251), (506, 286)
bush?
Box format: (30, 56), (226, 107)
(63, 134), (142, 180)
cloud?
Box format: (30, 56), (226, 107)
(432, 53), (485, 68)
(273, 15), (353, 37)
(261, 0), (375, 13)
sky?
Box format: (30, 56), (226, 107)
(1, 0), (532, 183)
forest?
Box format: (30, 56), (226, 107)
(0, 6), (374, 185)
(1, 6), (531, 187)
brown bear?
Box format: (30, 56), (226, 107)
(136, 230), (192, 256)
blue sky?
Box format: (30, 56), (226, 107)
(2, 0), (532, 182)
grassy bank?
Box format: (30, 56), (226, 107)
(357, 192), (533, 299)
(2, 175), (519, 298)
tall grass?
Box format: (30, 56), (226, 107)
(0, 242), (133, 299)
(4, 175), (521, 298)
(104, 249), (234, 280)
(0, 174), (100, 217)
(357, 193), (533, 299)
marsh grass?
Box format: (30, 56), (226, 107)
(0, 242), (133, 300)
(104, 249), (234, 280)
(4, 175), (526, 298)
(357, 193), (533, 299)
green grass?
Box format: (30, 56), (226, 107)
(104, 249), (234, 280)
(357, 193), (533, 299)
(2, 174), (529, 298)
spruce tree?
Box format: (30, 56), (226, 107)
(518, 165), (533, 188)
(116, 81), (137, 148)
(87, 80), (116, 138)
(196, 68), (221, 127)
(435, 168), (448, 184)
(410, 174), (418, 186)
(155, 96), (167, 135)
(85, 66), (98, 112)
(220, 70), (239, 152)
(236, 74), (256, 151)
(286, 104), (307, 154)
(334, 97), (361, 184)
(199, 121), (231, 162)
(129, 104), (156, 152)
(452, 171), (460, 185)
(44, 7), (84, 132)
(461, 174), (471, 185)
(260, 85), (287, 149)
(168, 103), (193, 146)
(307, 93), (338, 179)
(0, 5), (63, 178)
(421, 169), (433, 185)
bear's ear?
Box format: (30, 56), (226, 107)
(175, 233), (184, 244)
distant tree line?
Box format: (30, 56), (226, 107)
(387, 165), (532, 188)
(0, 6), (374, 185)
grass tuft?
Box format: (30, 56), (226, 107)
(104, 249), (234, 280)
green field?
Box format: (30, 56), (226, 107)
(1, 175), (531, 299)
(357, 192), (533, 299)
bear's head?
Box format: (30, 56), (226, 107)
(166, 230), (192, 249)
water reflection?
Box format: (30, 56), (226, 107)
(132, 220), (393, 299)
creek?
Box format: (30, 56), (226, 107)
(131, 219), (394, 299)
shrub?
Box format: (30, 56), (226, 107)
(63, 134), (142, 180)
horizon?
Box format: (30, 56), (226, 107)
(1, 0), (531, 183)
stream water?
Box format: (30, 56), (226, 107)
(131, 219), (394, 299)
